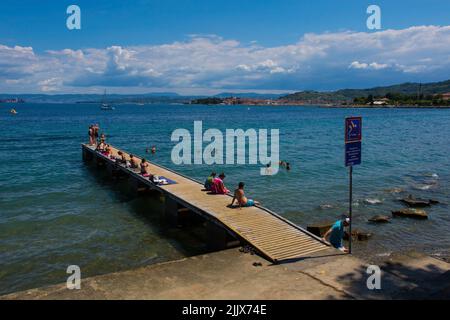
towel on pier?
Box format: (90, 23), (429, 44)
(153, 176), (177, 185)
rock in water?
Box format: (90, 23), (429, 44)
(400, 195), (431, 207)
(368, 215), (391, 223)
(343, 229), (372, 241)
(307, 222), (333, 237)
(429, 199), (440, 205)
(392, 208), (428, 219)
(357, 232), (372, 241)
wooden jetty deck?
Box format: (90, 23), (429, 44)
(82, 143), (330, 263)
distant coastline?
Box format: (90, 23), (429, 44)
(1, 78), (449, 107)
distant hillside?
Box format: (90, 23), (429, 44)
(214, 92), (286, 99)
(281, 79), (450, 102)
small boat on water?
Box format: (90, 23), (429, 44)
(100, 90), (115, 111)
(100, 103), (115, 111)
(10, 108), (18, 115)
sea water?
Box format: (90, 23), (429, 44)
(0, 103), (449, 294)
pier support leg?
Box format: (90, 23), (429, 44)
(82, 148), (93, 162)
(164, 196), (180, 226)
(129, 176), (148, 193)
(106, 162), (121, 178)
(93, 154), (105, 167)
(206, 222), (240, 251)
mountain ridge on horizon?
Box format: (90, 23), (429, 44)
(1, 79), (449, 103)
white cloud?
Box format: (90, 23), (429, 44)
(1, 25), (449, 93)
(349, 61), (389, 70)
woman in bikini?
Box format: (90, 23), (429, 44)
(96, 139), (107, 152)
(230, 182), (259, 208)
(140, 158), (152, 179)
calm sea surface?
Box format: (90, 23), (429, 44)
(0, 103), (449, 294)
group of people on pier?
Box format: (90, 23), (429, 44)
(87, 124), (349, 253)
(203, 172), (260, 208)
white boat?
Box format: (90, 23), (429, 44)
(100, 103), (115, 111)
(100, 90), (115, 110)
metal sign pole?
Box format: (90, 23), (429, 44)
(349, 165), (353, 254)
(345, 116), (361, 255)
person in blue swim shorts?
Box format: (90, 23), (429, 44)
(230, 182), (260, 208)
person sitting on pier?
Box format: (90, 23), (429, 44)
(116, 151), (127, 164)
(211, 173), (229, 194)
(96, 139), (107, 152)
(140, 158), (152, 178)
(322, 217), (350, 253)
(129, 154), (139, 169)
(103, 145), (112, 157)
(204, 172), (216, 191)
(230, 182), (259, 208)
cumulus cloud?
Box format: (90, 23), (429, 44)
(349, 61), (389, 70)
(1, 25), (449, 93)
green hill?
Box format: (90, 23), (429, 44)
(281, 79), (450, 102)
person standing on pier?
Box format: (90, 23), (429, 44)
(88, 125), (95, 145)
(322, 217), (350, 253)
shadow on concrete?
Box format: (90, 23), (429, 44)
(322, 255), (450, 299)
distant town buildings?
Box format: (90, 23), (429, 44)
(441, 93), (450, 100)
(0, 98), (25, 103)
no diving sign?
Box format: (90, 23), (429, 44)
(345, 117), (362, 167)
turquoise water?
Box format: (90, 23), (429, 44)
(0, 103), (449, 294)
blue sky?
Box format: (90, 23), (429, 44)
(0, 0), (449, 94)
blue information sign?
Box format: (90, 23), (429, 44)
(345, 117), (362, 142)
(345, 116), (362, 167)
(345, 141), (361, 166)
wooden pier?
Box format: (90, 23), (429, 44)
(82, 144), (329, 263)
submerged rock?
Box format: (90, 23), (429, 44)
(343, 229), (372, 241)
(368, 215), (391, 223)
(384, 187), (404, 194)
(400, 196), (431, 207)
(364, 198), (383, 205)
(392, 208), (428, 219)
(357, 232), (373, 241)
(400, 195), (440, 207)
